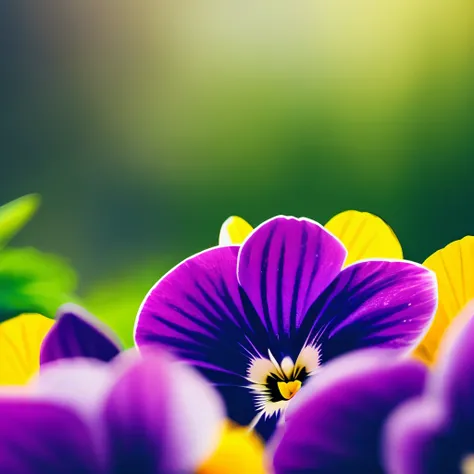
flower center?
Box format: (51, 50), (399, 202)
(277, 380), (302, 400)
(461, 454), (474, 474)
(263, 357), (308, 404)
(246, 345), (321, 423)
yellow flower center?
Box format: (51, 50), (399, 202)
(197, 421), (268, 474)
(277, 380), (302, 400)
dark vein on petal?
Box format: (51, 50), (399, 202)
(260, 232), (274, 333)
(163, 301), (220, 336)
(276, 239), (285, 337)
(290, 225), (307, 336)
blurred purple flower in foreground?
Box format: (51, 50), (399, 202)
(134, 216), (438, 439)
(40, 303), (123, 365)
(385, 309), (474, 474)
(268, 349), (427, 473)
(0, 348), (264, 474)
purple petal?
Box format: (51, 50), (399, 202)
(40, 304), (121, 365)
(431, 312), (474, 426)
(134, 246), (264, 428)
(271, 350), (427, 474)
(103, 349), (224, 474)
(0, 399), (100, 474)
(237, 216), (347, 337)
(298, 260), (437, 361)
(33, 358), (118, 426)
(383, 398), (460, 474)
(135, 247), (248, 379)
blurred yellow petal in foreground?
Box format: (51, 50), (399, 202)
(219, 216), (254, 246)
(198, 421), (267, 474)
(413, 237), (474, 365)
(325, 210), (403, 266)
(0, 313), (53, 385)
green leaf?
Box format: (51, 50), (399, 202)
(84, 258), (178, 348)
(0, 247), (79, 323)
(0, 194), (41, 250)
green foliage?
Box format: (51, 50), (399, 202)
(84, 258), (177, 348)
(0, 194), (40, 251)
(0, 194), (79, 323)
(0, 247), (79, 323)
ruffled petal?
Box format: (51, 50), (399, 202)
(0, 399), (100, 474)
(271, 350), (427, 474)
(0, 313), (53, 385)
(298, 260), (437, 361)
(414, 237), (474, 365)
(219, 216), (253, 245)
(238, 216), (347, 339)
(325, 210), (403, 266)
(40, 304), (121, 365)
(104, 349), (224, 474)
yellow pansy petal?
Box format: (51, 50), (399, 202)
(219, 216), (254, 246)
(0, 313), (54, 385)
(413, 236), (474, 365)
(324, 210), (403, 266)
(197, 421), (267, 474)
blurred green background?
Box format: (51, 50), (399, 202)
(1, 1), (474, 346)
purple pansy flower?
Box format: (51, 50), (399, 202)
(40, 303), (123, 366)
(384, 307), (474, 474)
(0, 349), (226, 474)
(268, 349), (428, 473)
(134, 216), (438, 439)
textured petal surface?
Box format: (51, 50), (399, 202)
(238, 216), (347, 338)
(271, 351), (427, 474)
(383, 398), (460, 474)
(219, 216), (254, 245)
(298, 260), (438, 361)
(135, 246), (267, 431)
(0, 399), (100, 474)
(325, 210), (403, 266)
(135, 246), (258, 380)
(40, 304), (121, 365)
(414, 236), (474, 365)
(104, 350), (224, 474)
(0, 313), (53, 385)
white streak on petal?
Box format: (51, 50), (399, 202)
(30, 359), (116, 423)
(165, 360), (225, 472)
(247, 358), (275, 384)
(219, 217), (235, 246)
(268, 350), (285, 379)
(280, 357), (295, 378)
(295, 345), (321, 375)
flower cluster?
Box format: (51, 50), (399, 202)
(1, 208), (474, 473)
